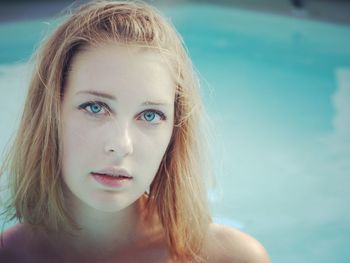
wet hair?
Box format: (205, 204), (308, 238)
(0, 1), (212, 262)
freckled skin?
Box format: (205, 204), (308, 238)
(61, 44), (175, 213)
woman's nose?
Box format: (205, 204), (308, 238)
(103, 121), (134, 159)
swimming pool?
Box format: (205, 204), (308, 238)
(1, 3), (350, 262)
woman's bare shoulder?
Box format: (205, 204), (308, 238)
(203, 223), (270, 263)
(0, 223), (28, 262)
(0, 223), (26, 248)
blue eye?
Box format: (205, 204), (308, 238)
(79, 101), (110, 116)
(140, 110), (166, 124)
(144, 111), (156, 121)
(78, 102), (166, 124)
(90, 103), (102, 113)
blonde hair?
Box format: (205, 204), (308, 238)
(1, 1), (212, 261)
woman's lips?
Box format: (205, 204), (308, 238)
(91, 172), (132, 188)
(93, 167), (132, 178)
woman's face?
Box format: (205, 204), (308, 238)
(61, 43), (175, 212)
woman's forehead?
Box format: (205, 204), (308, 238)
(65, 43), (176, 103)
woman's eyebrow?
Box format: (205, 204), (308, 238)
(76, 90), (116, 100)
(141, 101), (172, 106)
(75, 90), (172, 106)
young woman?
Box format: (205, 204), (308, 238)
(0, 1), (270, 262)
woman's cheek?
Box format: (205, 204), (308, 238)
(64, 116), (94, 149)
(143, 126), (172, 154)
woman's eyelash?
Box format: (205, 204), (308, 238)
(78, 101), (167, 122)
(142, 110), (167, 121)
(78, 101), (111, 115)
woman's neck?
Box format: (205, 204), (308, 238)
(21, 194), (166, 262)
(71, 201), (140, 248)
(47, 194), (151, 260)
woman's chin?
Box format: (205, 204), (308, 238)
(80, 193), (141, 213)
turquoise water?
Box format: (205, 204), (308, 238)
(1, 4), (350, 262)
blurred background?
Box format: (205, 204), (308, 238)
(1, 0), (350, 262)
